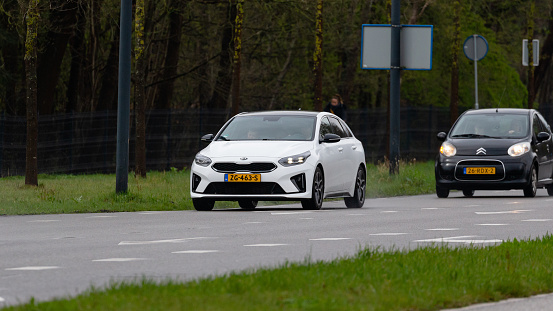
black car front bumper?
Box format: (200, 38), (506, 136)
(435, 154), (533, 190)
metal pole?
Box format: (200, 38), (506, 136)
(473, 34), (479, 109)
(389, 0), (401, 175)
(116, 0), (132, 193)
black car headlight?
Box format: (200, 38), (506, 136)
(194, 154), (212, 167)
(508, 142), (530, 157)
(279, 151), (311, 166)
(440, 142), (456, 157)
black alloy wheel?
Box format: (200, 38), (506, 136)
(345, 166), (366, 208)
(302, 167), (324, 210)
(238, 200), (258, 210)
(523, 165), (537, 197)
(192, 198), (215, 211)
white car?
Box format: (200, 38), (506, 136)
(190, 111), (366, 211)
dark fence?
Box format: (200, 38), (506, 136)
(0, 107), (453, 177)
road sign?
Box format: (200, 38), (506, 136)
(522, 39), (539, 66)
(360, 24), (433, 70)
(463, 35), (488, 61)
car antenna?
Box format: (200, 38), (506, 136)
(496, 84), (507, 113)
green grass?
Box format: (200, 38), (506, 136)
(4, 236), (553, 311)
(0, 161), (436, 216)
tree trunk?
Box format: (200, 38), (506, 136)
(24, 0), (40, 186)
(449, 0), (460, 126)
(66, 4), (87, 113)
(231, 0), (244, 116)
(208, 2), (237, 110)
(134, 0), (147, 178)
(313, 0), (323, 111)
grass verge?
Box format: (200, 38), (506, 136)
(3, 235), (553, 311)
(0, 160), (435, 215)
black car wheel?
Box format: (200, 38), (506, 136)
(462, 189), (475, 197)
(344, 166), (366, 208)
(238, 200), (258, 210)
(547, 185), (553, 196)
(523, 165), (537, 197)
(302, 167), (324, 210)
(193, 198), (215, 211)
(436, 185), (449, 198)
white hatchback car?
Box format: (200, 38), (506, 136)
(190, 111), (366, 211)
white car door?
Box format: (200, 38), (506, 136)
(318, 117), (344, 193)
(329, 117), (355, 191)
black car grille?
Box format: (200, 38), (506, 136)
(454, 160), (506, 181)
(203, 182), (285, 195)
(212, 162), (277, 173)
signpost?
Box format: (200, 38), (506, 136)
(360, 1), (433, 174)
(463, 35), (488, 109)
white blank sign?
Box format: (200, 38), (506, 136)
(361, 25), (433, 70)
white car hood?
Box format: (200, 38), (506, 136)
(201, 141), (314, 159)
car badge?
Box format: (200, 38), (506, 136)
(476, 147), (486, 155)
(240, 157), (248, 160)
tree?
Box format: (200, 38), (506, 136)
(134, 0), (147, 178)
(313, 0), (323, 111)
(231, 0), (244, 116)
(450, 0), (461, 126)
(24, 0), (40, 186)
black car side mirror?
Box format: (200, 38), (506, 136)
(320, 133), (341, 143)
(201, 134), (214, 142)
(437, 132), (447, 142)
(537, 132), (550, 142)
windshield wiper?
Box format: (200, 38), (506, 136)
(451, 134), (493, 138)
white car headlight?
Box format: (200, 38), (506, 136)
(279, 151), (311, 166)
(440, 142), (456, 157)
(508, 142), (531, 157)
(194, 154), (212, 166)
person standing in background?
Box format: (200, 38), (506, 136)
(324, 94), (347, 121)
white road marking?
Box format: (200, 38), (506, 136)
(369, 233), (407, 236)
(476, 223), (509, 226)
(244, 244), (289, 247)
(86, 215), (117, 218)
(522, 219), (552, 222)
(475, 210), (531, 215)
(27, 220), (60, 223)
(0, 297), (4, 302)
(119, 237), (216, 245)
(422, 208), (441, 210)
(300, 218), (314, 220)
(271, 211), (313, 215)
(309, 238), (351, 241)
(506, 202), (520, 205)
(172, 250), (220, 254)
(92, 258), (147, 262)
(138, 211), (165, 215)
(414, 236), (503, 244)
(425, 228), (459, 231)
(6, 266), (60, 271)
(380, 211), (398, 213)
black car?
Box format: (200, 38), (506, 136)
(435, 108), (553, 198)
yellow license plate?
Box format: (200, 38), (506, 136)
(225, 174), (261, 182)
(464, 167), (495, 174)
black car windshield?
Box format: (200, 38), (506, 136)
(450, 113), (529, 139)
(216, 115), (316, 141)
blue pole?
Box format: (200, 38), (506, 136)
(389, 0), (401, 174)
(116, 0), (132, 193)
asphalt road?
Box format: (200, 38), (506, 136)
(1, 189), (553, 308)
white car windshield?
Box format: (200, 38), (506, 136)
(450, 114), (530, 139)
(216, 115), (316, 141)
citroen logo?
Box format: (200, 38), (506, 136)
(240, 157), (248, 160)
(476, 147), (486, 155)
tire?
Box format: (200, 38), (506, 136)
(462, 189), (475, 197)
(547, 185), (553, 196)
(344, 166), (366, 208)
(238, 200), (258, 210)
(523, 165), (537, 197)
(301, 167), (324, 210)
(436, 185), (449, 198)
(192, 198), (215, 211)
